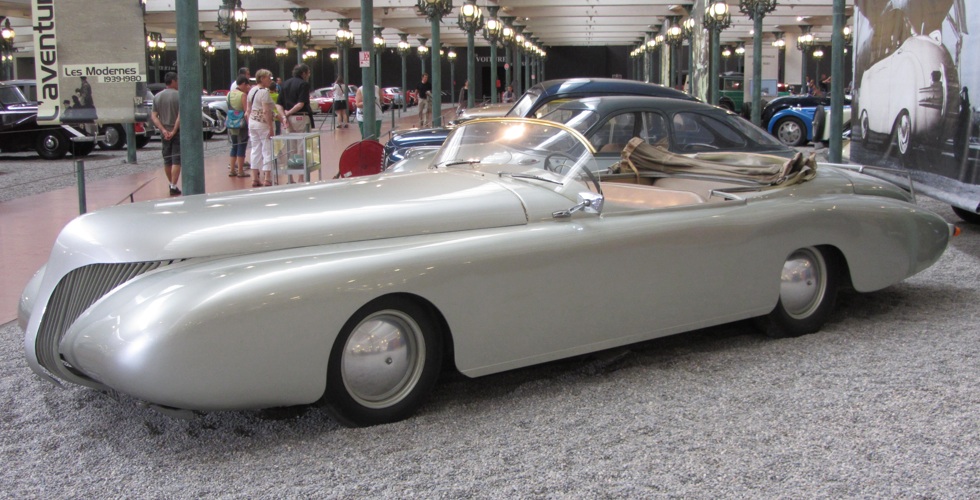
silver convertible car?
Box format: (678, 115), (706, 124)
(20, 118), (954, 427)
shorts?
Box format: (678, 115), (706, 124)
(162, 136), (181, 167)
(230, 129), (248, 157)
(333, 99), (347, 111)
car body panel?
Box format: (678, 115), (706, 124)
(21, 118), (951, 413)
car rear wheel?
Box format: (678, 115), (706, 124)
(98, 124), (126, 150)
(893, 110), (911, 156)
(35, 129), (70, 159)
(760, 246), (840, 338)
(774, 117), (806, 146)
(319, 296), (442, 427)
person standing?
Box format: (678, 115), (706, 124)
(278, 63), (314, 133)
(151, 71), (182, 195)
(417, 73), (432, 128)
(456, 80), (469, 116)
(355, 84), (383, 139)
(231, 66), (250, 92)
(227, 76), (251, 178)
(332, 77), (350, 128)
(501, 85), (515, 104)
(245, 69), (276, 187)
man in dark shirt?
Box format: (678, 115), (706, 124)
(417, 73), (432, 128)
(278, 64), (314, 133)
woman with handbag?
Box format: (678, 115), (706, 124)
(245, 69), (276, 187)
(226, 76), (251, 177)
(331, 77), (350, 128)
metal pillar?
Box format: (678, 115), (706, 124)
(431, 18), (443, 127)
(709, 29), (720, 104)
(751, 16), (763, 125)
(361, 0), (376, 138)
(176, 0), (204, 195)
(466, 31), (475, 108)
(829, 0), (845, 162)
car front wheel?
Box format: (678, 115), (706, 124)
(98, 124), (126, 150)
(760, 246), (840, 338)
(775, 117), (806, 146)
(35, 129), (70, 159)
(319, 296), (443, 427)
(893, 110), (912, 156)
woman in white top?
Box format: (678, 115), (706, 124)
(355, 85), (384, 139)
(245, 69), (275, 187)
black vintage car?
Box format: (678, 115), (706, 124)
(0, 81), (98, 159)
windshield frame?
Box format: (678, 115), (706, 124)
(433, 117), (600, 201)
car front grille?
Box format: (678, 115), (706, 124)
(35, 260), (181, 377)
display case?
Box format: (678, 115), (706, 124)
(272, 132), (322, 184)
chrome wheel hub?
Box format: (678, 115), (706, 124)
(779, 248), (827, 319)
(778, 121), (802, 145)
(341, 310), (425, 409)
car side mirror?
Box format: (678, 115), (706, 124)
(553, 192), (604, 218)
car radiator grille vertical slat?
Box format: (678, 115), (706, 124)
(35, 260), (180, 376)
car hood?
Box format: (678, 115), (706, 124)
(49, 171), (531, 267)
(388, 127), (452, 149)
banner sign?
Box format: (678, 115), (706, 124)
(32, 0), (148, 125)
(852, 0), (979, 213)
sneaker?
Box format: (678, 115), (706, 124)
(169, 186), (182, 195)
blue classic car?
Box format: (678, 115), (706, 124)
(762, 95), (852, 147)
(384, 78), (697, 167)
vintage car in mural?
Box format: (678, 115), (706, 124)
(857, 34), (960, 157)
(0, 81), (99, 159)
(20, 118), (953, 427)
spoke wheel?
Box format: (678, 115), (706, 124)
(760, 246), (840, 338)
(319, 296), (442, 427)
(775, 117), (806, 147)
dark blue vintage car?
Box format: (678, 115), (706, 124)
(762, 95), (852, 147)
(384, 78), (697, 168)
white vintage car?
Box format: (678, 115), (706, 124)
(858, 34), (960, 156)
(19, 118), (954, 427)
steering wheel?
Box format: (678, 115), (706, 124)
(543, 152), (576, 172)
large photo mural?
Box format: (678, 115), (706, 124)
(852, 0), (979, 216)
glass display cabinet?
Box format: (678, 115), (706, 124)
(272, 132), (322, 184)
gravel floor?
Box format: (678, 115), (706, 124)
(1, 148), (978, 497)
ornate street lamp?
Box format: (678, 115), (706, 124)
(738, 0), (778, 125)
(200, 32), (215, 92)
(797, 25), (814, 92)
(336, 18), (354, 84)
(447, 48), (457, 104)
(417, 37), (429, 73)
(704, 1), (731, 104)
(330, 51), (339, 76)
(665, 17), (684, 89)
(417, 0), (454, 126)
(682, 16), (697, 95)
(275, 41), (289, 80)
(374, 27), (386, 88)
(522, 32), (533, 90)
(501, 17), (515, 92)
(0, 18), (15, 81)
(513, 25), (525, 94)
(457, 0), (483, 109)
(237, 36), (254, 69)
(397, 34), (411, 110)
(842, 25), (852, 46)
(813, 46), (824, 59)
(771, 31), (785, 83)
(287, 8), (311, 65)
(645, 31), (659, 84)
(217, 0), (248, 86)
(147, 32), (166, 84)
(484, 6), (502, 103)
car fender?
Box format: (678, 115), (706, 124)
(769, 107), (815, 140)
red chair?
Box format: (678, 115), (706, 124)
(337, 139), (384, 178)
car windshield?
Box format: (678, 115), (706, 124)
(538, 106), (599, 135)
(433, 118), (600, 202)
(506, 88), (541, 118)
(0, 86), (30, 106)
